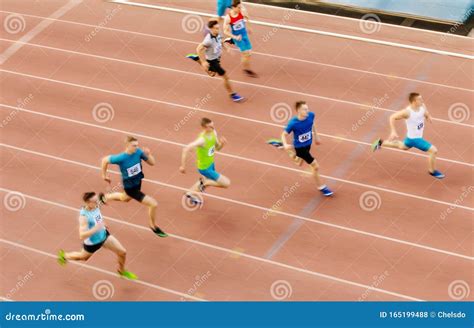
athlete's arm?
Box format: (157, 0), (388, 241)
(223, 15), (241, 40)
(142, 147), (155, 166)
(216, 132), (227, 151)
(78, 216), (104, 240)
(424, 108), (433, 123)
(312, 125), (321, 145)
(388, 109), (409, 140)
(101, 156), (112, 183)
(196, 43), (210, 71)
(281, 131), (293, 150)
(179, 137), (206, 173)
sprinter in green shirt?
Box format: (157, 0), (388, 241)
(179, 117), (230, 206)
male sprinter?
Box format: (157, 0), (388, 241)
(179, 117), (230, 205)
(371, 93), (444, 179)
(281, 101), (333, 197)
(224, 0), (257, 77)
(100, 136), (167, 237)
(186, 20), (244, 102)
(57, 192), (136, 280)
(217, 0), (232, 23)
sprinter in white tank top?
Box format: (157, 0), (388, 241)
(371, 93), (444, 179)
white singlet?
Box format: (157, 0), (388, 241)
(405, 105), (426, 139)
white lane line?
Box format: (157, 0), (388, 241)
(0, 238), (205, 301)
(1, 104), (471, 168)
(3, 39), (474, 126)
(0, 11), (470, 92)
(0, 0), (83, 64)
(1, 72), (472, 167)
(0, 188), (424, 301)
(1, 145), (472, 260)
(112, 0), (474, 60)
(0, 296), (13, 301)
(1, 109), (473, 209)
(244, 1), (471, 39)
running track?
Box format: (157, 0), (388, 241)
(0, 0), (472, 301)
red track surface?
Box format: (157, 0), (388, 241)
(0, 0), (472, 301)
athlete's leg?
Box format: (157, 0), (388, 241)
(309, 159), (324, 188)
(140, 195), (158, 229)
(382, 140), (409, 150)
(64, 249), (93, 261)
(104, 192), (132, 203)
(241, 51), (251, 70)
(103, 235), (127, 273)
(426, 145), (438, 173)
(222, 73), (233, 94)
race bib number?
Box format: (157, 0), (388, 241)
(126, 163), (142, 177)
(417, 122), (424, 130)
(94, 213), (103, 224)
(298, 132), (312, 143)
(233, 20), (245, 31)
(208, 146), (215, 156)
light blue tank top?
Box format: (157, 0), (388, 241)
(80, 207), (107, 245)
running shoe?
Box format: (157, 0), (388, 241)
(371, 138), (383, 152)
(98, 192), (107, 206)
(224, 37), (235, 45)
(57, 249), (67, 266)
(429, 170), (445, 179)
(152, 226), (168, 238)
(319, 186), (334, 197)
(243, 69), (258, 78)
(230, 93), (244, 102)
(198, 178), (206, 193)
(186, 193), (203, 206)
(186, 53), (200, 62)
(118, 270), (138, 280)
(267, 139), (283, 148)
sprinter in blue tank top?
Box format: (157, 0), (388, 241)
(57, 192), (137, 280)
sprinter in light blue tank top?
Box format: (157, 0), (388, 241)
(57, 192), (137, 280)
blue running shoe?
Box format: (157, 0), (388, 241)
(429, 170), (445, 179)
(186, 53), (199, 62)
(230, 93), (244, 102)
(267, 139), (283, 148)
(319, 185), (334, 197)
